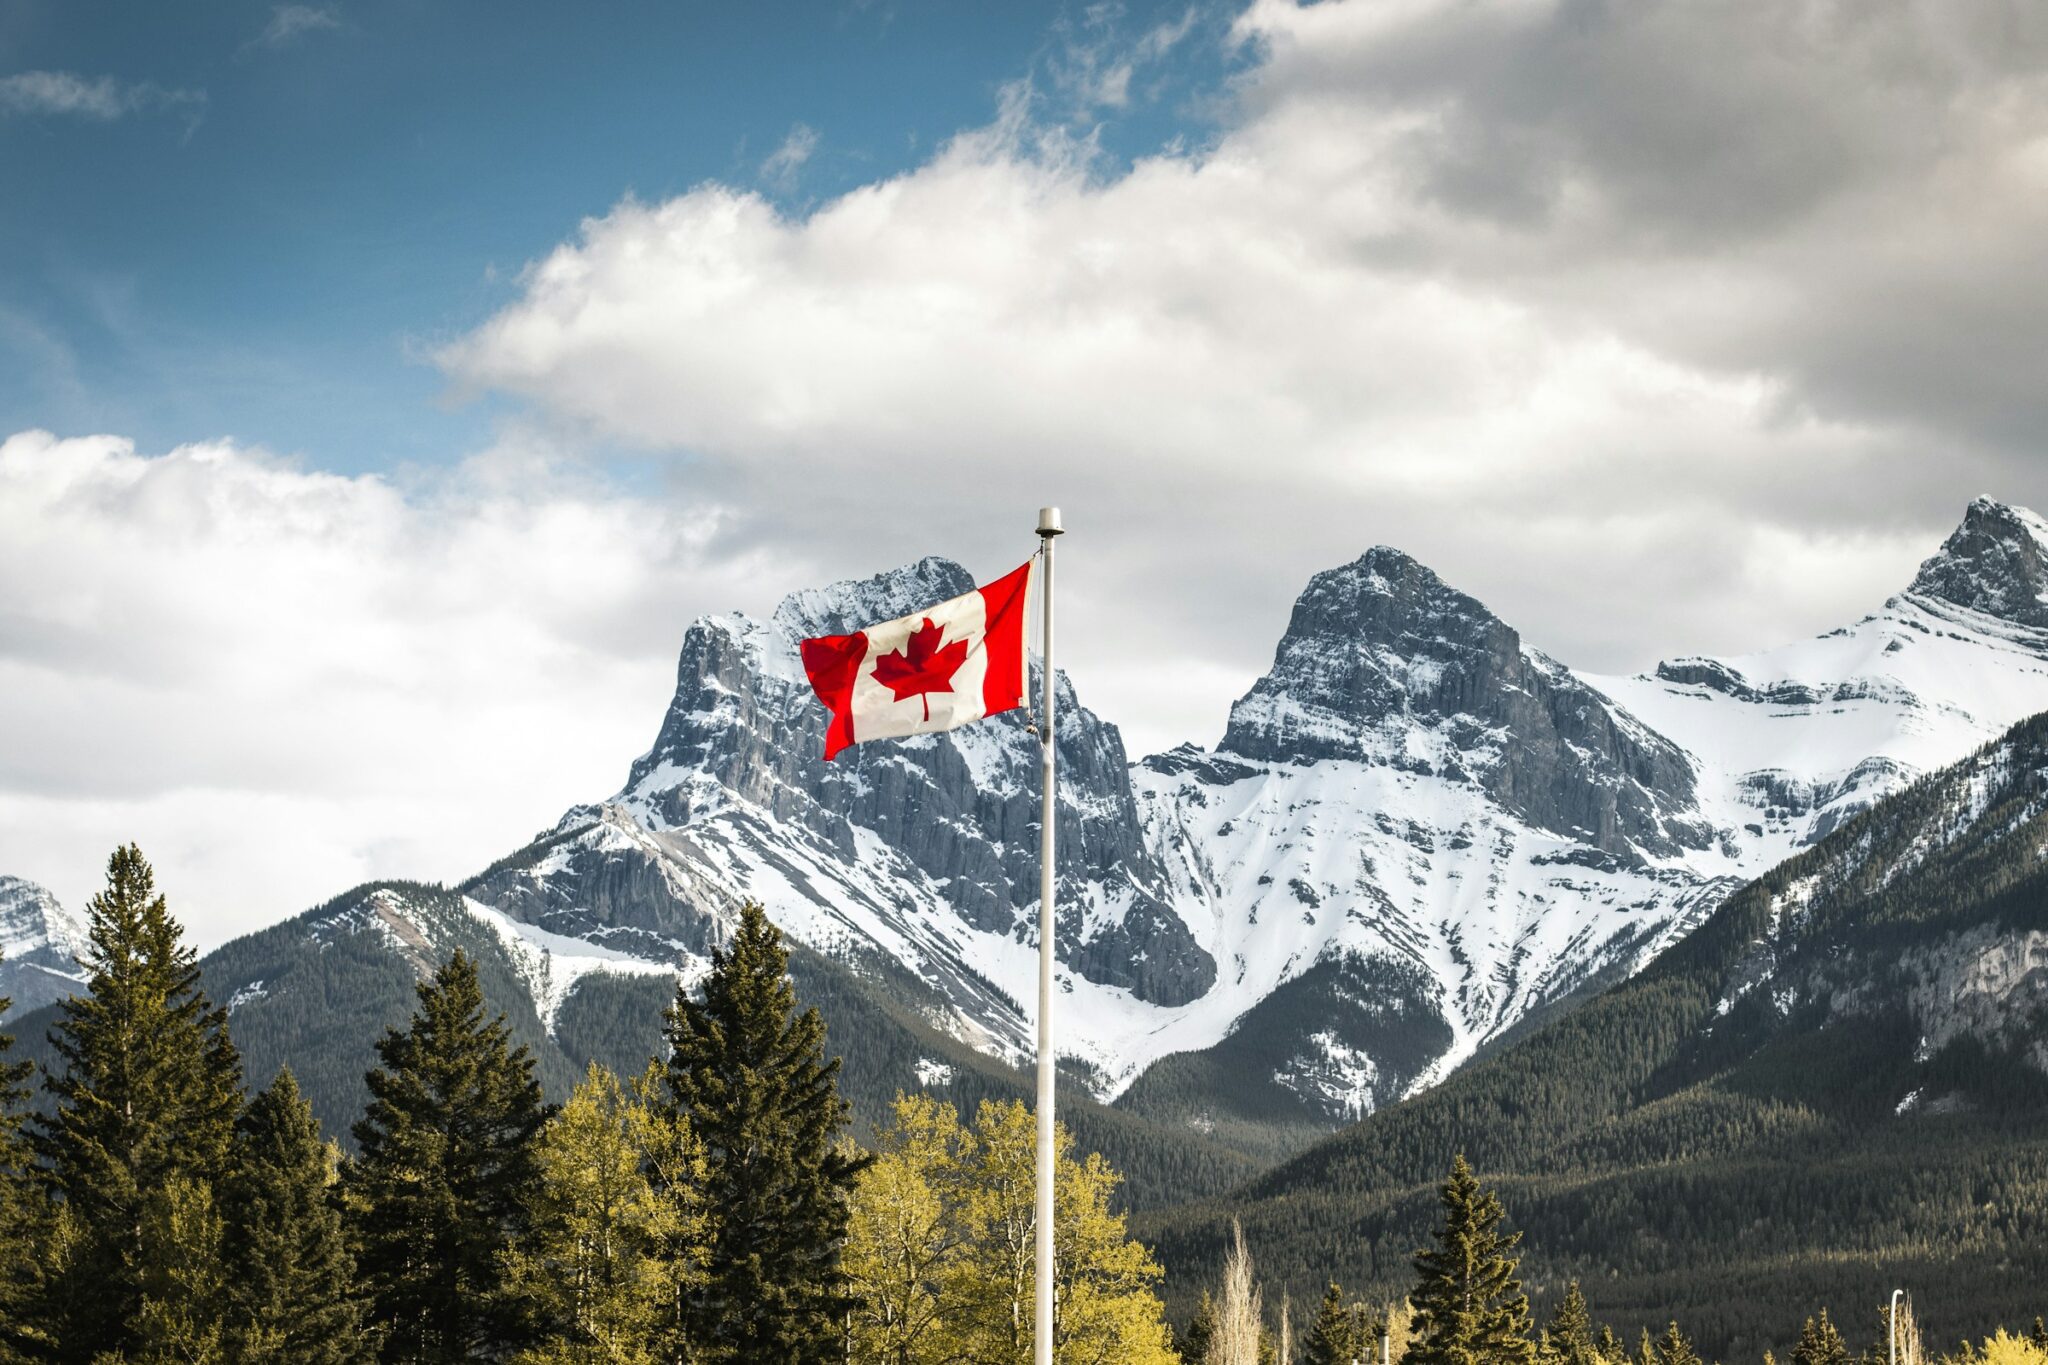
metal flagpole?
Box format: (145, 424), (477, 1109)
(1034, 505), (1063, 1365)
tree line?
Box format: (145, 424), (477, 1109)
(0, 845), (1180, 1363)
(1170, 1154), (2048, 1365)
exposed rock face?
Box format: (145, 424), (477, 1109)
(0, 876), (86, 1015)
(93, 498), (2048, 1136)
(466, 555), (1216, 1073)
(1221, 548), (1709, 859)
(1907, 497), (2048, 627)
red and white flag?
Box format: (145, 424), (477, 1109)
(799, 560), (1034, 761)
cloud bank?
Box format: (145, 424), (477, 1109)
(442, 0), (2039, 737)
(0, 431), (782, 946)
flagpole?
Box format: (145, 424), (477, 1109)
(1034, 505), (1063, 1365)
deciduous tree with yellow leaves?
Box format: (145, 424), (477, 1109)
(842, 1095), (1175, 1365)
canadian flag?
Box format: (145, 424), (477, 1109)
(799, 560), (1035, 761)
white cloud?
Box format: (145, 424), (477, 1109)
(0, 430), (790, 949)
(441, 0), (2029, 761)
(0, 71), (205, 127)
(250, 5), (342, 50)
(760, 123), (820, 194)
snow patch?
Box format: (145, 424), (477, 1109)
(462, 898), (683, 1033)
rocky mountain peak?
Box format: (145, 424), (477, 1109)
(1219, 546), (1708, 857)
(1905, 497), (2048, 627)
(0, 874), (88, 1014)
(0, 875), (84, 959)
(1218, 545), (1512, 764)
(770, 556), (979, 641)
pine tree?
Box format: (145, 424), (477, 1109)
(1407, 1156), (1534, 1365)
(2028, 1322), (2046, 1353)
(1631, 1331), (1655, 1365)
(1179, 1293), (1219, 1365)
(345, 949), (550, 1364)
(1306, 1284), (1363, 1365)
(1653, 1323), (1699, 1365)
(221, 1069), (369, 1364)
(1541, 1285), (1599, 1365)
(0, 962), (48, 1364)
(659, 901), (864, 1364)
(505, 1063), (704, 1365)
(1795, 1314), (1853, 1365)
(32, 845), (242, 1363)
(1595, 1329), (1622, 1365)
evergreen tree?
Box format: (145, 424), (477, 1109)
(1407, 1156), (1534, 1365)
(32, 845), (242, 1363)
(505, 1063), (704, 1365)
(2029, 1323), (2046, 1353)
(1631, 1332), (1655, 1365)
(1795, 1314), (1853, 1365)
(1653, 1323), (1699, 1365)
(0, 963), (47, 1364)
(129, 1176), (228, 1364)
(221, 1069), (369, 1364)
(1305, 1284), (1362, 1365)
(346, 950), (550, 1364)
(1541, 1285), (1599, 1365)
(1594, 1330), (1621, 1365)
(659, 901), (863, 1364)
(1179, 1293), (1218, 1365)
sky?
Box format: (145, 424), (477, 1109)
(4, 0), (2047, 947)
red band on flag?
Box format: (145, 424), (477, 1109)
(979, 560), (1032, 719)
(799, 630), (868, 761)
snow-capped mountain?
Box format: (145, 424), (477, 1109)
(465, 556), (1214, 1091)
(0, 875), (88, 1016)
(18, 499), (2048, 1157)
(1585, 497), (2048, 866)
(1124, 547), (1741, 1125)
(447, 498), (2048, 1137)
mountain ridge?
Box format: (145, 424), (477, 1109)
(10, 498), (2048, 1179)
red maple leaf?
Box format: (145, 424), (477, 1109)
(870, 617), (970, 722)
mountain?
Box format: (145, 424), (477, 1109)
(1138, 705), (2048, 1355)
(1586, 497), (2048, 858)
(13, 499), (2048, 1193)
(461, 555), (1214, 1094)
(1119, 500), (2048, 1149)
(0, 873), (1258, 1211)
(0, 876), (86, 1015)
(1119, 549), (1736, 1149)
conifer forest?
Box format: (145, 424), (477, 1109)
(1, 845), (2043, 1365)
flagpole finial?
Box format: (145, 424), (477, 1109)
(1037, 506), (1064, 537)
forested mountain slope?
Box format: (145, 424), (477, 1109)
(1140, 710), (2048, 1355)
(2, 878), (1256, 1211)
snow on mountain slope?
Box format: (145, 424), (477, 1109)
(0, 875), (87, 1015)
(131, 498), (2048, 1138)
(463, 556), (1219, 1092)
(1130, 548), (1742, 1115)
(1583, 497), (2048, 876)
(463, 897), (682, 1031)
(448, 500), (2048, 1124)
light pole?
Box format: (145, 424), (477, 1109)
(1890, 1289), (1906, 1365)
